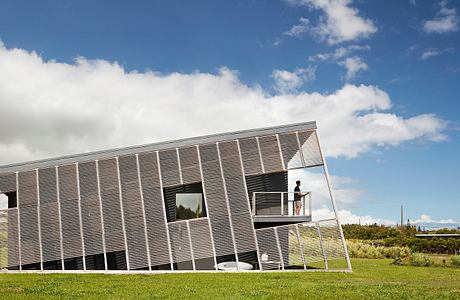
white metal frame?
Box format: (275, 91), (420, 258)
(55, 166), (65, 270)
(95, 160), (108, 270)
(75, 163), (87, 270)
(35, 169), (44, 270)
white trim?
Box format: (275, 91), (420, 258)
(186, 220), (196, 271)
(195, 145), (218, 270)
(216, 142), (239, 269)
(315, 131), (352, 272)
(16, 172), (22, 270)
(115, 157), (130, 270)
(295, 131), (306, 167)
(276, 134), (286, 171)
(35, 169), (43, 270)
(75, 163), (87, 270)
(236, 140), (262, 271)
(255, 137), (265, 173)
(176, 148), (183, 185)
(156, 151), (175, 271)
(55, 167), (65, 270)
(95, 160), (108, 270)
(295, 224), (307, 270)
(135, 154), (152, 271)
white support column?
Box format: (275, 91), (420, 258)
(95, 160), (108, 270)
(35, 169), (44, 270)
(186, 220), (196, 271)
(273, 227), (284, 270)
(176, 148), (184, 185)
(196, 145), (218, 271)
(55, 167), (65, 270)
(216, 142), (239, 270)
(295, 131), (306, 167)
(295, 224), (307, 270)
(255, 137), (265, 174)
(75, 163), (87, 270)
(115, 157), (130, 270)
(316, 222), (328, 270)
(156, 151), (175, 271)
(315, 131), (352, 272)
(236, 140), (262, 271)
(16, 172), (22, 270)
(276, 134), (286, 171)
(135, 154), (152, 271)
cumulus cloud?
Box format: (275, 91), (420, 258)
(339, 56), (368, 80)
(420, 47), (455, 60)
(0, 43), (447, 165)
(271, 66), (316, 93)
(284, 0), (377, 44)
(410, 214), (458, 224)
(313, 207), (396, 225)
(283, 17), (311, 38)
(423, 1), (459, 34)
(308, 44), (370, 62)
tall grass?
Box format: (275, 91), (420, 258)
(347, 240), (411, 259)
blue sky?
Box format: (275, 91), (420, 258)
(0, 0), (459, 226)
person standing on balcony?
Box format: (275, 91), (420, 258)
(294, 180), (308, 215)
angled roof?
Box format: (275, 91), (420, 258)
(0, 121), (317, 174)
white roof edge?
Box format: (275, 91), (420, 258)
(0, 121), (317, 174)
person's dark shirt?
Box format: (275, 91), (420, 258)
(294, 186), (301, 202)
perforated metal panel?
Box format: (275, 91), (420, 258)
(188, 218), (213, 261)
(58, 164), (84, 260)
(0, 173), (16, 193)
(118, 155), (149, 270)
(98, 159), (125, 253)
(168, 221), (192, 263)
(238, 138), (263, 175)
(178, 146), (201, 184)
(258, 135), (284, 173)
(198, 143), (235, 258)
(78, 161), (104, 256)
(298, 131), (323, 167)
(218, 141), (256, 255)
(159, 150), (181, 187)
(278, 133), (303, 169)
(255, 227), (281, 270)
(137, 152), (171, 268)
(297, 222), (323, 264)
(317, 219), (346, 261)
(7, 208), (20, 267)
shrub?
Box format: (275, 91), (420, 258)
(451, 255), (460, 268)
(409, 253), (433, 267)
(347, 240), (411, 259)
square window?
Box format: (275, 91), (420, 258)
(163, 182), (207, 222)
(176, 193), (203, 220)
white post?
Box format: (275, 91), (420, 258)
(16, 172), (22, 270)
(55, 167), (65, 270)
(75, 163), (87, 270)
(274, 227), (284, 270)
(316, 222), (328, 270)
(281, 192), (284, 216)
(186, 220), (196, 271)
(315, 131), (352, 272)
(295, 224), (307, 270)
(115, 157), (130, 270)
(35, 169), (44, 271)
(95, 160), (108, 270)
(136, 154), (152, 271)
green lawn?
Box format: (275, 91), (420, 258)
(0, 259), (459, 299)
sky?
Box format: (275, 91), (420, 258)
(0, 0), (459, 227)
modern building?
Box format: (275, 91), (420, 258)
(0, 121), (351, 272)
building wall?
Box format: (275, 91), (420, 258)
(0, 130), (322, 271)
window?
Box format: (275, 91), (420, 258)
(176, 193), (203, 220)
(0, 191), (16, 210)
(163, 182), (207, 222)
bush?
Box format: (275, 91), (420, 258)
(409, 253), (433, 267)
(451, 255), (460, 268)
(347, 240), (411, 259)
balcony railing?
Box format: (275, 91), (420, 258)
(251, 192), (312, 217)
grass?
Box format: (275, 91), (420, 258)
(0, 259), (459, 299)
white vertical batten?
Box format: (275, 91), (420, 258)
(156, 151), (175, 271)
(273, 227), (284, 270)
(186, 220), (196, 270)
(95, 160), (108, 270)
(216, 142), (239, 270)
(276, 134), (286, 171)
(35, 169), (43, 270)
(195, 145), (218, 270)
(176, 148), (183, 185)
(236, 139), (263, 271)
(295, 224), (307, 270)
(255, 137), (265, 174)
(115, 157), (130, 270)
(75, 163), (87, 270)
(135, 154), (152, 271)
(316, 222), (328, 270)
(55, 166), (65, 270)
(16, 172), (22, 270)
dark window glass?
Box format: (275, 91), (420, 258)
(163, 182), (207, 222)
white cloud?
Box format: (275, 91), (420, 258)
(313, 207), (396, 225)
(271, 65), (316, 93)
(410, 214), (458, 224)
(423, 1), (459, 34)
(284, 0), (377, 44)
(0, 43), (447, 165)
(308, 44), (370, 62)
(339, 56), (368, 80)
(420, 47), (455, 60)
(283, 17), (311, 38)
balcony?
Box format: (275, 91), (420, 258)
(251, 192), (312, 228)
